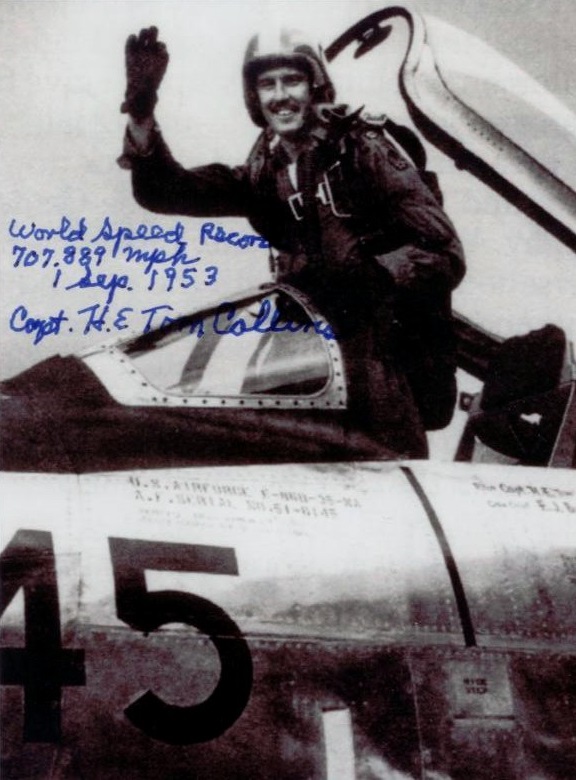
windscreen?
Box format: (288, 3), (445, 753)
(120, 290), (333, 397)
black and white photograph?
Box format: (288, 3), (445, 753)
(1, 1), (575, 776)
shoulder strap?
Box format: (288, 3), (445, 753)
(245, 131), (270, 188)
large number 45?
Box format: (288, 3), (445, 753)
(0, 531), (253, 745)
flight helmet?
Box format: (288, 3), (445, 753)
(243, 29), (336, 127)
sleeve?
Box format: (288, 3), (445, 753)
(118, 123), (252, 218)
(357, 132), (466, 296)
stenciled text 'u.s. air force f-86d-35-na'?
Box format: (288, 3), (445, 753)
(1, 3), (576, 779)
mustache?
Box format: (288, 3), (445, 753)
(267, 98), (302, 113)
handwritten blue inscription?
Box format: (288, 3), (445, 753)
(64, 268), (131, 305)
(91, 216), (184, 257)
(9, 217), (220, 290)
(8, 303), (177, 344)
(212, 299), (335, 340)
(200, 222), (269, 250)
(7, 217), (271, 347)
(9, 306), (69, 345)
(9, 299), (336, 345)
(9, 216), (87, 242)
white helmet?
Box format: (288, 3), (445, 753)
(243, 29), (336, 127)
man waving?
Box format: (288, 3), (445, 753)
(118, 26), (466, 458)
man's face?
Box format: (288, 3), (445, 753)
(256, 66), (312, 138)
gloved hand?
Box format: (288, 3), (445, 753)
(120, 26), (169, 120)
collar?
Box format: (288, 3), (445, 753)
(267, 103), (363, 155)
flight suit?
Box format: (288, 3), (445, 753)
(120, 113), (465, 457)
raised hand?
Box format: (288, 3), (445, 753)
(121, 26), (169, 120)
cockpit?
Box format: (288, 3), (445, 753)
(81, 285), (347, 410)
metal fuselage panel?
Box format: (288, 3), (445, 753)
(2, 461), (575, 777)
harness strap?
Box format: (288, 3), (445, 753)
(297, 146), (324, 266)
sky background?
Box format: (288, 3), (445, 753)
(1, 0), (576, 457)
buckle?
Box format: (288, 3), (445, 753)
(288, 192), (304, 221)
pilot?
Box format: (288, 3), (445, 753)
(118, 27), (466, 459)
